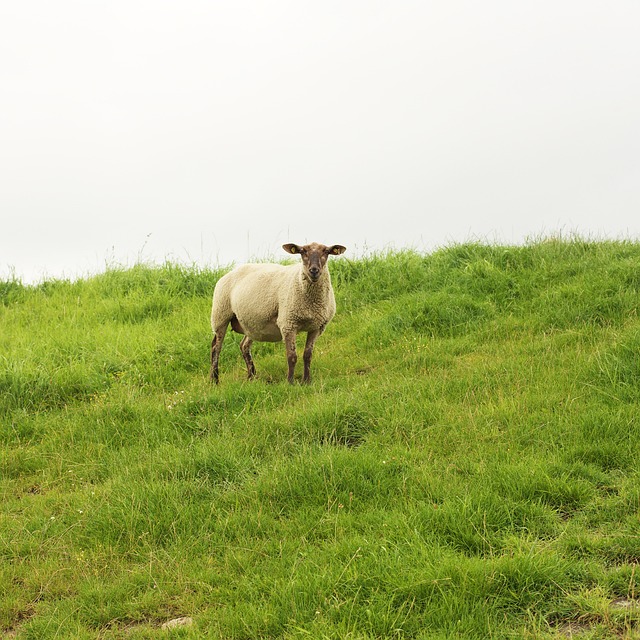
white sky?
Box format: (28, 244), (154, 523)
(1, 1), (639, 283)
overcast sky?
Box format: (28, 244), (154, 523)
(1, 1), (639, 283)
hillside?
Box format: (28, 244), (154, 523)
(2, 239), (640, 639)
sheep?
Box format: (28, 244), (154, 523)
(209, 242), (346, 384)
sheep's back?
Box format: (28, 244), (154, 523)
(227, 264), (291, 306)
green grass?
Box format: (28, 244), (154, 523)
(2, 238), (640, 638)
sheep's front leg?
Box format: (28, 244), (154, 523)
(302, 329), (321, 384)
(239, 335), (256, 380)
(283, 332), (298, 384)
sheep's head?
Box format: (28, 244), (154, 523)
(283, 242), (346, 283)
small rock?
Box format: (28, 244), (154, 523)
(161, 616), (193, 630)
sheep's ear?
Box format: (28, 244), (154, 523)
(282, 244), (301, 255)
(328, 245), (346, 255)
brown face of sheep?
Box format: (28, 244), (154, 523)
(282, 242), (347, 283)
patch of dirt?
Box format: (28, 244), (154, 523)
(555, 621), (593, 637)
(161, 617), (194, 630)
(611, 597), (638, 609)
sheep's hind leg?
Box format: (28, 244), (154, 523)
(209, 325), (228, 384)
(283, 333), (298, 384)
(239, 336), (256, 380)
(302, 329), (321, 384)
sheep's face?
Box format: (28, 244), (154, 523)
(283, 242), (346, 283)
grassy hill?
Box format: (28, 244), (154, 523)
(2, 238), (640, 639)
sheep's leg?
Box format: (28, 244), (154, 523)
(302, 330), (321, 384)
(210, 333), (221, 383)
(283, 332), (298, 384)
(209, 325), (228, 384)
(239, 336), (256, 380)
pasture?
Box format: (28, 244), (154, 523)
(1, 239), (640, 638)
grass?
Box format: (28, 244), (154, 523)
(2, 238), (640, 638)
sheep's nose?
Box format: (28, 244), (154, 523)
(309, 267), (320, 278)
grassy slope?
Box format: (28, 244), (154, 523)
(1, 239), (640, 639)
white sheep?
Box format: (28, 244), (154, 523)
(209, 242), (346, 384)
